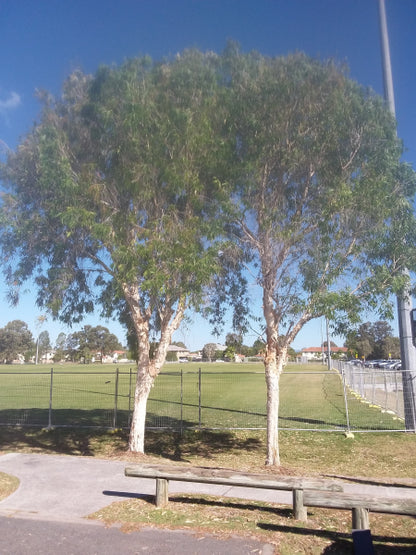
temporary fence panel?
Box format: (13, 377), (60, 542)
(334, 361), (409, 431)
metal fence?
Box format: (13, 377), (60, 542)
(0, 367), (412, 432)
(334, 360), (416, 431)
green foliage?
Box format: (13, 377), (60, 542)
(165, 351), (178, 362)
(223, 345), (236, 360)
(0, 51), (234, 360)
(221, 47), (416, 351)
(345, 321), (401, 359)
(37, 330), (51, 362)
(171, 341), (187, 349)
(66, 325), (122, 362)
(225, 332), (242, 349)
(201, 343), (219, 362)
(0, 320), (34, 363)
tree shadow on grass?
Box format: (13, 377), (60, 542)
(0, 426), (108, 456)
(0, 409), (264, 462)
(144, 428), (264, 463)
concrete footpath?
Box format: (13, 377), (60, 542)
(0, 453), (278, 554)
(0, 453), (415, 554)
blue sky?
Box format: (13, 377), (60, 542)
(0, 0), (415, 351)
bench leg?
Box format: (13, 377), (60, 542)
(352, 507), (370, 530)
(293, 489), (307, 521)
(155, 478), (169, 507)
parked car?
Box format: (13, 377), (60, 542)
(365, 360), (383, 368)
(384, 360), (401, 370)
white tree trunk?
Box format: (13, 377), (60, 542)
(129, 364), (154, 453)
(124, 285), (186, 453)
(265, 349), (286, 466)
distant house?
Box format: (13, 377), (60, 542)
(11, 354), (25, 364)
(301, 346), (348, 362)
(41, 351), (55, 364)
(102, 350), (127, 363)
(167, 344), (190, 361)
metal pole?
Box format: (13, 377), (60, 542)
(48, 368), (53, 429)
(378, 0), (416, 431)
(180, 369), (183, 435)
(379, 0), (395, 116)
(113, 368), (119, 429)
(342, 368), (351, 433)
(198, 367), (202, 429)
(326, 317), (332, 371)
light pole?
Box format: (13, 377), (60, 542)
(326, 317), (332, 371)
(378, 0), (416, 431)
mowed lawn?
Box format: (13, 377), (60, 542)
(0, 362), (405, 432)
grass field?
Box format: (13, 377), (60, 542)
(0, 362), (406, 432)
(0, 363), (414, 554)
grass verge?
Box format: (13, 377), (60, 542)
(1, 427), (415, 479)
(0, 471), (19, 501)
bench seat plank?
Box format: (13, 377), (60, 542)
(125, 463), (343, 492)
(303, 490), (416, 516)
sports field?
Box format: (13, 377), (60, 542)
(0, 362), (405, 431)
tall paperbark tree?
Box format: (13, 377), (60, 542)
(224, 49), (416, 465)
(0, 51), (233, 452)
(2, 47), (415, 464)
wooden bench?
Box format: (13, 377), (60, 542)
(124, 462), (343, 520)
(300, 489), (416, 554)
(301, 489), (416, 530)
(125, 463), (415, 552)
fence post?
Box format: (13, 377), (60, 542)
(180, 369), (183, 435)
(371, 372), (376, 405)
(113, 368), (119, 429)
(341, 367), (351, 433)
(48, 368), (53, 429)
(198, 367), (202, 429)
(395, 370), (399, 414)
(128, 367), (132, 420)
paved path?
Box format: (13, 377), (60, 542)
(0, 452), (414, 554)
(0, 453), (293, 521)
(0, 453), (277, 554)
(0, 517), (273, 555)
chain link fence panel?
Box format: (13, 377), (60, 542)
(0, 367), (411, 432)
(334, 360), (415, 432)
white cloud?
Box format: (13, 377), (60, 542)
(0, 91), (21, 113)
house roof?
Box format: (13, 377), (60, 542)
(302, 346), (348, 353)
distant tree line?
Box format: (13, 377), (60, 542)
(201, 333), (296, 362)
(345, 321), (400, 360)
(0, 320), (122, 364)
